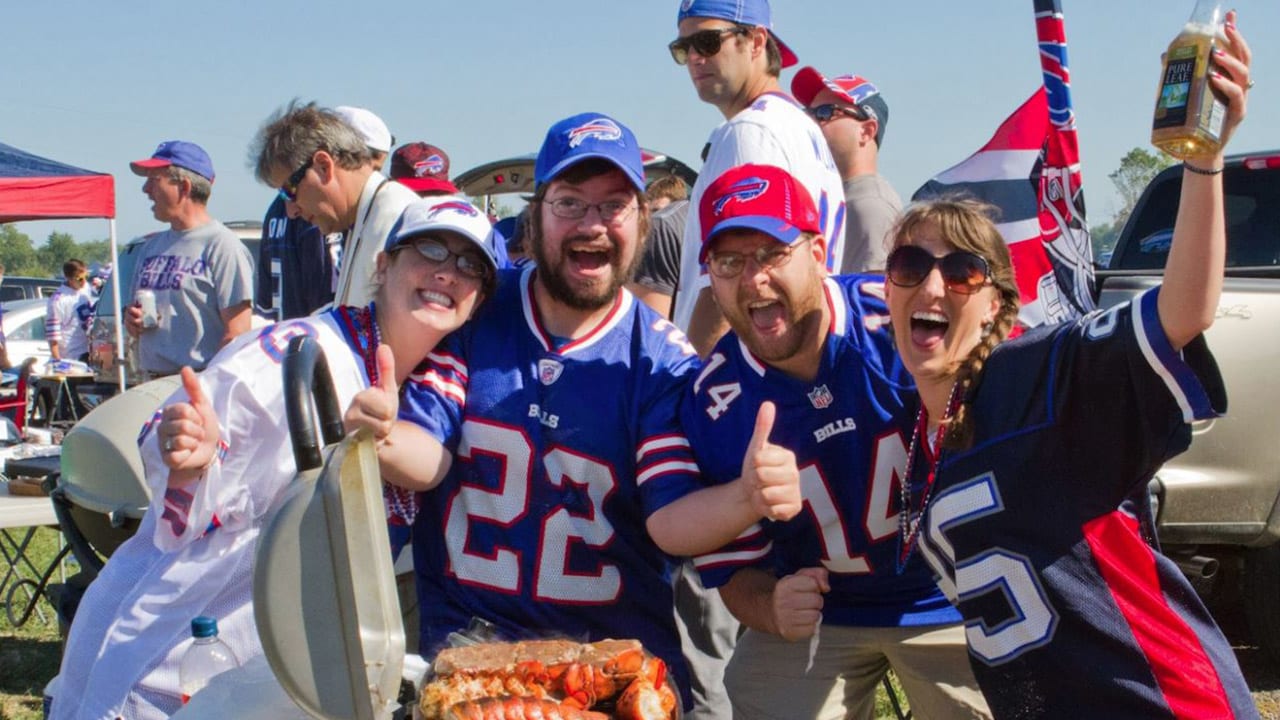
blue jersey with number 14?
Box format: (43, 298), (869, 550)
(685, 275), (960, 628)
(402, 266), (702, 697)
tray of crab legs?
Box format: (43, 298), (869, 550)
(417, 637), (680, 720)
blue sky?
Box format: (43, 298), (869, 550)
(4, 1), (1277, 249)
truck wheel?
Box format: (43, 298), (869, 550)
(1244, 542), (1280, 663)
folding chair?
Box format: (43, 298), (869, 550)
(0, 357), (38, 433)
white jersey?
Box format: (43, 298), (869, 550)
(54, 310), (370, 720)
(45, 282), (94, 359)
(673, 92), (846, 331)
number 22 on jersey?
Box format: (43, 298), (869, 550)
(444, 419), (622, 603)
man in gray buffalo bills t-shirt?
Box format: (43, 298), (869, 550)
(125, 140), (254, 376)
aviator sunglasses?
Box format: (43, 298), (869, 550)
(668, 27), (750, 65)
(886, 245), (992, 295)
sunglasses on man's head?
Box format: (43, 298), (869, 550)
(277, 156), (315, 203)
(668, 27), (749, 65)
(806, 103), (869, 123)
(886, 245), (992, 295)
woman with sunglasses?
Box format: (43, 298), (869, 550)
(884, 16), (1255, 718)
(51, 198), (498, 720)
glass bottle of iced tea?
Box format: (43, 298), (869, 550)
(1151, 0), (1227, 159)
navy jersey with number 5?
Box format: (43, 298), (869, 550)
(917, 289), (1256, 719)
(685, 276), (960, 628)
(402, 266), (703, 698)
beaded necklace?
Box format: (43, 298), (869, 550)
(343, 302), (420, 526)
(895, 382), (961, 574)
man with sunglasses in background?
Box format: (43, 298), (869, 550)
(667, 2), (845, 714)
(46, 259), (95, 363)
(254, 106), (395, 321)
(125, 141), (254, 377)
(251, 101), (416, 309)
(684, 164), (990, 719)
(670, 0), (845, 358)
(793, 68), (903, 274)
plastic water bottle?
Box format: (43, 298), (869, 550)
(178, 616), (240, 704)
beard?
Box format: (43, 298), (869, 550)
(532, 233), (642, 311)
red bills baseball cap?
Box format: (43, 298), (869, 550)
(390, 142), (460, 195)
(699, 164), (821, 262)
(792, 68), (890, 146)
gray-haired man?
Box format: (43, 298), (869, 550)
(251, 101), (416, 307)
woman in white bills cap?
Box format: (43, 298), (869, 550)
(52, 197), (497, 720)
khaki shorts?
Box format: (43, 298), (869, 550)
(725, 622), (990, 720)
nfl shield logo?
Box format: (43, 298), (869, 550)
(807, 385), (834, 409)
(538, 358), (564, 386)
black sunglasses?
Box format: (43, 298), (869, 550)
(886, 245), (992, 295)
(806, 103), (869, 123)
(277, 156), (315, 203)
(668, 27), (749, 65)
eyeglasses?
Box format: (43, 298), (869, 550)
(395, 237), (490, 281)
(706, 238), (810, 279)
(668, 27), (749, 65)
(885, 245), (992, 295)
(277, 156), (315, 203)
(543, 197), (636, 223)
(806, 103), (869, 123)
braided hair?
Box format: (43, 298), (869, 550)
(890, 198), (1021, 450)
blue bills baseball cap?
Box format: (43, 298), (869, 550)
(676, 0), (798, 68)
(384, 197), (500, 274)
(129, 140), (216, 182)
(534, 112), (645, 192)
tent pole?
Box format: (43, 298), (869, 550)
(108, 219), (126, 392)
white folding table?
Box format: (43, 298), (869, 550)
(1, 450), (64, 626)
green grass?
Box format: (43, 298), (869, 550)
(1, 526), (70, 720)
(875, 670), (912, 719)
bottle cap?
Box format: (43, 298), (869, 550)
(191, 615), (218, 638)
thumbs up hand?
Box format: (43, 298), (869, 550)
(343, 344), (400, 441)
(741, 401), (802, 522)
(159, 366), (221, 474)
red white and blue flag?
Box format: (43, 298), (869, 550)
(914, 0), (1095, 327)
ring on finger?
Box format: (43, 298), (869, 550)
(163, 437), (175, 452)
(1248, 79), (1256, 89)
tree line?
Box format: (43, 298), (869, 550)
(0, 225), (113, 278)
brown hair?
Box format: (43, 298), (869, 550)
(891, 198), (1021, 449)
(731, 23), (781, 77)
(645, 175), (688, 205)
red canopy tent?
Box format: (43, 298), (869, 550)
(0, 142), (114, 222)
(0, 141), (125, 387)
